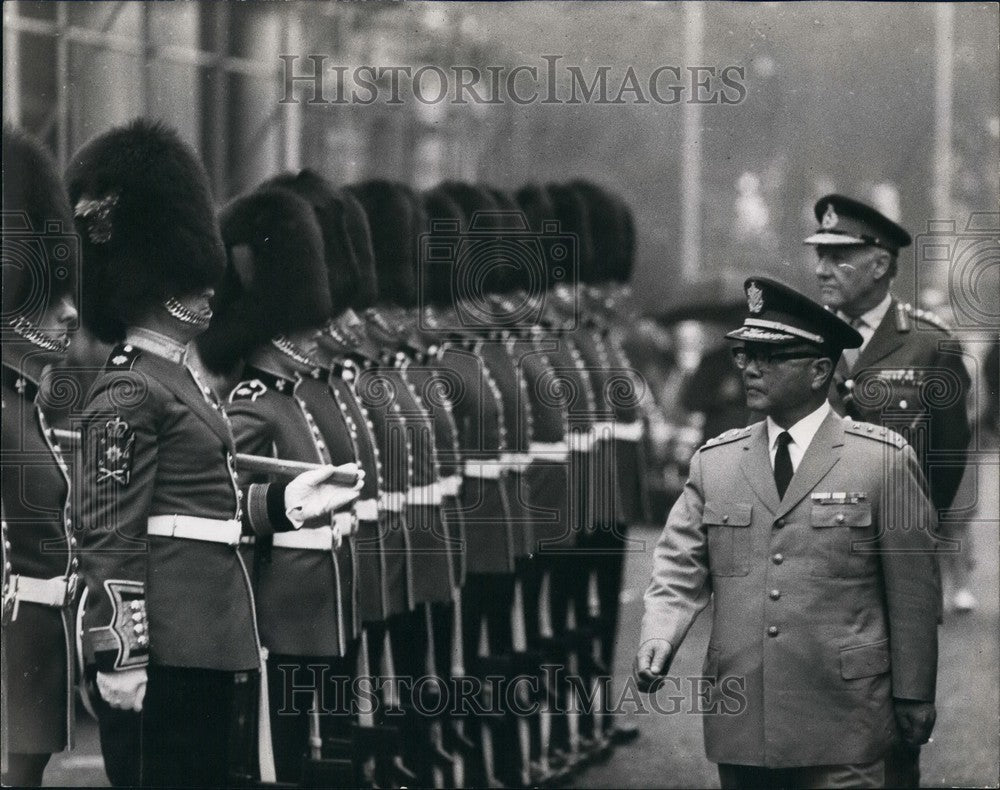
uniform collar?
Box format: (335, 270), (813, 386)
(124, 327), (189, 365)
(1, 361), (39, 402)
(243, 364), (299, 394)
(767, 400), (831, 453)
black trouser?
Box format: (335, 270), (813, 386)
(87, 665), (142, 787)
(141, 665), (257, 788)
(1, 753), (51, 787)
(884, 741), (921, 788)
(267, 651), (357, 785)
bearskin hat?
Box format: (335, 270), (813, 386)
(262, 169), (377, 315)
(65, 119), (225, 342)
(347, 180), (418, 307)
(569, 180), (620, 285)
(545, 183), (592, 290)
(420, 186), (465, 307)
(2, 126), (78, 329)
(196, 187), (331, 374)
(515, 183), (557, 233)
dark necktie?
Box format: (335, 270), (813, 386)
(774, 431), (793, 499)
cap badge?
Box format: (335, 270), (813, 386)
(747, 281), (764, 314)
(75, 193), (119, 244)
(821, 203), (839, 230)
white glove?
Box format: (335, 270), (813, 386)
(285, 463), (364, 529)
(97, 667), (147, 712)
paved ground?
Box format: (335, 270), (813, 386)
(46, 450), (998, 788)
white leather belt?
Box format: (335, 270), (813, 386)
(463, 460), (504, 479)
(272, 513), (354, 550)
(440, 475), (463, 498)
(501, 452), (533, 471)
(406, 482), (443, 507)
(9, 573), (78, 609)
(355, 498), (379, 521)
(147, 515), (242, 546)
(379, 491), (406, 513)
(590, 421), (617, 441)
(530, 440), (569, 462)
(613, 421), (645, 442)
(566, 430), (593, 454)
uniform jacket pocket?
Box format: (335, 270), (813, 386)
(705, 502), (752, 577)
(810, 500), (873, 577)
(840, 638), (891, 680)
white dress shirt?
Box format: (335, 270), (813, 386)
(766, 400), (831, 473)
(839, 292), (892, 355)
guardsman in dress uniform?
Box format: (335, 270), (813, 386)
(196, 186), (362, 785)
(637, 277), (940, 790)
(354, 181), (464, 787)
(573, 179), (649, 746)
(805, 195), (972, 787)
(68, 120), (361, 788)
(1, 127), (81, 787)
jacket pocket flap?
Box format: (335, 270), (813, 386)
(704, 501), (752, 527)
(840, 639), (890, 680)
(811, 501), (872, 528)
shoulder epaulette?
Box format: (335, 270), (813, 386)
(897, 302), (950, 333)
(106, 344), (141, 371)
(700, 425), (752, 450)
(843, 419), (907, 448)
(229, 379), (268, 403)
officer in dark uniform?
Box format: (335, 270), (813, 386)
(196, 186), (363, 785)
(1, 127), (81, 787)
(68, 121), (361, 788)
(805, 194), (972, 788)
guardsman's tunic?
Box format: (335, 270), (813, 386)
(1, 364), (77, 754)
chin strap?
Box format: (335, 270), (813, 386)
(7, 316), (70, 353)
(271, 335), (316, 368)
(162, 298), (211, 329)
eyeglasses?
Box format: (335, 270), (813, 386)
(731, 346), (822, 370)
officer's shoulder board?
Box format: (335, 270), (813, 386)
(106, 343), (142, 371)
(896, 302), (951, 333)
(700, 425), (752, 451)
(842, 418), (907, 448)
(229, 378), (268, 403)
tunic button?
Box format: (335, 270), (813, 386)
(767, 625), (779, 637)
(71, 558), (80, 570)
(835, 513), (845, 524)
(769, 589), (780, 600)
(772, 553), (783, 565)
(775, 518), (785, 528)
(899, 399), (908, 409)
(721, 514), (729, 524)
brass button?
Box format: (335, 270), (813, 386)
(773, 553), (784, 565)
(775, 518), (785, 528)
(835, 513), (846, 524)
(722, 514), (729, 524)
(767, 625), (779, 637)
(769, 589), (780, 600)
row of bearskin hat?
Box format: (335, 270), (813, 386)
(2, 119), (648, 789)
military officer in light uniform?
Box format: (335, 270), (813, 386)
(807, 195), (973, 788)
(196, 186), (363, 785)
(69, 121), (361, 788)
(637, 277), (940, 789)
(1, 127), (81, 787)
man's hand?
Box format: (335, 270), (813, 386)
(894, 699), (936, 746)
(285, 463), (364, 529)
(633, 638), (672, 693)
(97, 667), (147, 712)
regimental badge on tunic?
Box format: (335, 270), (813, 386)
(747, 281), (764, 314)
(97, 416), (135, 486)
(821, 203), (839, 229)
